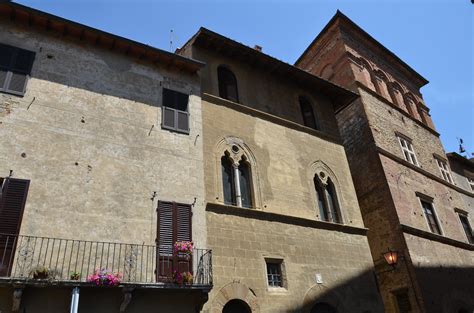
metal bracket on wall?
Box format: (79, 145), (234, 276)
(119, 287), (134, 313)
(11, 287), (24, 312)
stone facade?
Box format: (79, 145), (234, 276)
(178, 28), (383, 313)
(296, 11), (474, 313)
(0, 3), (209, 312)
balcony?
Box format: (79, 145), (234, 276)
(0, 233), (212, 288)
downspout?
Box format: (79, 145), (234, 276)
(70, 287), (80, 313)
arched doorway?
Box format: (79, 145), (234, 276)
(223, 299), (251, 313)
(311, 302), (337, 313)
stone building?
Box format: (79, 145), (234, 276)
(0, 2), (211, 312)
(296, 11), (474, 313)
(177, 28), (383, 313)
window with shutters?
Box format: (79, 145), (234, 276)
(418, 196), (442, 235)
(314, 172), (342, 224)
(156, 201), (192, 281)
(457, 212), (473, 244)
(0, 177), (30, 276)
(161, 88), (190, 134)
(218, 66), (239, 103)
(0, 43), (35, 96)
(397, 135), (418, 166)
(299, 96), (319, 130)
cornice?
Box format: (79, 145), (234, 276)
(206, 202), (368, 236)
(376, 147), (474, 198)
(401, 224), (474, 251)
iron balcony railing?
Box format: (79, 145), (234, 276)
(0, 233), (212, 286)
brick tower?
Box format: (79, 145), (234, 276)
(296, 11), (474, 313)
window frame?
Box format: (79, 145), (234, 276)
(417, 195), (443, 235)
(397, 134), (419, 166)
(264, 258), (286, 290)
(313, 174), (343, 224)
(467, 177), (474, 192)
(434, 157), (453, 184)
(0, 43), (35, 97)
(456, 210), (473, 244)
(217, 65), (239, 103)
(161, 88), (190, 134)
(299, 96), (319, 131)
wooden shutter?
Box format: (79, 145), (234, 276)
(0, 44), (35, 96)
(161, 88), (189, 134)
(0, 178), (29, 277)
(0, 178), (30, 235)
(156, 201), (192, 281)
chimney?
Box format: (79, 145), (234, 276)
(254, 45), (262, 52)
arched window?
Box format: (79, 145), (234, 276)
(299, 96), (319, 130)
(221, 153), (254, 208)
(314, 174), (341, 224)
(218, 66), (239, 103)
(221, 153), (236, 205)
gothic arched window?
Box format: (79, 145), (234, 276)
(218, 66), (239, 103)
(221, 152), (254, 208)
(299, 96), (319, 130)
(314, 173), (341, 224)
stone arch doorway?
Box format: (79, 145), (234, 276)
(223, 299), (252, 313)
(311, 302), (337, 313)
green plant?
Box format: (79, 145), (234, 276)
(70, 271), (81, 281)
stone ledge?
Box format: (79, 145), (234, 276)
(401, 224), (474, 251)
(376, 147), (474, 198)
(206, 202), (368, 236)
(0, 278), (212, 291)
(202, 93), (343, 146)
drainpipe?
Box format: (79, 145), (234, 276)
(232, 163), (242, 207)
(70, 287), (80, 313)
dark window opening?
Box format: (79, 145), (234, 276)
(0, 43), (35, 96)
(420, 200), (441, 235)
(238, 159), (253, 208)
(299, 96), (319, 130)
(458, 213), (473, 244)
(266, 261), (282, 287)
(221, 154), (236, 206)
(394, 290), (411, 313)
(218, 66), (239, 103)
(162, 88), (189, 134)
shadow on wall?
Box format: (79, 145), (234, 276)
(415, 266), (474, 313)
(240, 266), (473, 313)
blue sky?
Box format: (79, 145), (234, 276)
(14, 0), (473, 155)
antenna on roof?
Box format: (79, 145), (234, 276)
(170, 29), (173, 52)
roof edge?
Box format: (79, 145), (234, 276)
(295, 10), (429, 87)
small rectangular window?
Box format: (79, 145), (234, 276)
(397, 135), (418, 166)
(419, 198), (442, 235)
(394, 290), (411, 313)
(458, 213), (473, 244)
(161, 88), (190, 134)
(0, 43), (35, 96)
(265, 260), (283, 288)
(435, 158), (453, 183)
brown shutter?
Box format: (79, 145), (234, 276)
(156, 201), (192, 281)
(0, 178), (30, 236)
(0, 178), (29, 277)
(0, 44), (35, 95)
